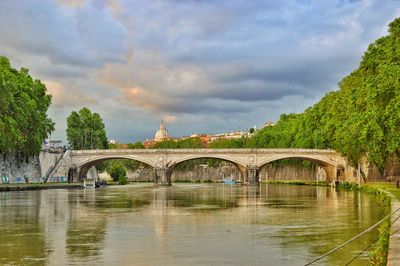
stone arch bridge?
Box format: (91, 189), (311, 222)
(56, 148), (356, 185)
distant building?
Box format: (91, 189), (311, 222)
(144, 120), (172, 148)
(154, 120), (169, 142)
(43, 140), (63, 150)
(143, 120), (252, 148)
(210, 131), (250, 142)
(109, 139), (117, 145)
(260, 120), (275, 129)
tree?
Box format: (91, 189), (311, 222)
(66, 107), (108, 149)
(153, 137), (204, 149)
(0, 56), (54, 157)
(107, 162), (127, 183)
(127, 141), (145, 149)
(250, 17), (400, 172)
(208, 137), (247, 148)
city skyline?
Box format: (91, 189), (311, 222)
(1, 0), (399, 142)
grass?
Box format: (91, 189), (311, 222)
(364, 182), (400, 201)
(173, 179), (216, 183)
(262, 180), (329, 186)
(0, 182), (83, 191)
(0, 182), (81, 187)
(341, 182), (397, 266)
(362, 183), (400, 266)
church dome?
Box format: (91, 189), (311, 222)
(155, 120), (168, 141)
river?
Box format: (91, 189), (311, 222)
(0, 184), (386, 265)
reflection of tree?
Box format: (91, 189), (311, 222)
(66, 218), (107, 259)
(65, 191), (107, 260)
(168, 186), (240, 210)
(96, 197), (151, 209)
(0, 224), (49, 265)
(94, 192), (151, 209)
(0, 192), (49, 265)
(65, 188), (153, 260)
(260, 185), (387, 265)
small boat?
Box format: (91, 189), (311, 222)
(223, 174), (236, 184)
(223, 179), (236, 184)
(83, 179), (95, 189)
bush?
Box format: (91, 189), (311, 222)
(107, 163), (127, 182)
(118, 175), (128, 185)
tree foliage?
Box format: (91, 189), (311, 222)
(127, 141), (145, 149)
(107, 162), (127, 182)
(153, 137), (204, 149)
(66, 107), (108, 149)
(0, 56), (54, 157)
(208, 137), (248, 148)
(251, 18), (400, 171)
(154, 137), (229, 169)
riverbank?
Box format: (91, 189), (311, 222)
(365, 183), (400, 266)
(0, 182), (83, 192)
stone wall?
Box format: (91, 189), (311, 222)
(259, 164), (317, 182)
(171, 165), (240, 182)
(98, 164), (319, 182)
(366, 158), (400, 182)
(39, 150), (63, 181)
(0, 154), (42, 183)
(0, 150), (66, 184)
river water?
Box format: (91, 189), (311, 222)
(0, 184), (386, 265)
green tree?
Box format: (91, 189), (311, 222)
(208, 137), (248, 148)
(66, 107), (108, 149)
(127, 141), (145, 149)
(0, 56), (54, 157)
(153, 137), (204, 149)
(250, 17), (400, 172)
(107, 162), (127, 182)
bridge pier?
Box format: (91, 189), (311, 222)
(67, 166), (78, 183)
(246, 166), (259, 185)
(155, 166), (171, 186)
(322, 165), (337, 183)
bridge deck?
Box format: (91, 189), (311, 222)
(70, 148), (338, 154)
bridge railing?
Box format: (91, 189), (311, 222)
(70, 148), (338, 154)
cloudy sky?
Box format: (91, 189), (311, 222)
(1, 0), (399, 143)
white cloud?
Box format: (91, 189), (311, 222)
(44, 80), (97, 108)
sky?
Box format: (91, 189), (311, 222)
(1, 0), (400, 143)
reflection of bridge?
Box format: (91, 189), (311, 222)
(56, 149), (355, 185)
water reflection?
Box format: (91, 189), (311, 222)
(0, 184), (387, 265)
(0, 191), (49, 265)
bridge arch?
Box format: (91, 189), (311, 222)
(170, 155), (246, 169)
(76, 155), (157, 169)
(257, 155), (337, 182)
(257, 155), (336, 168)
(168, 155), (247, 182)
(76, 155), (157, 180)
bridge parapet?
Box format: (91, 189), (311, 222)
(70, 148), (339, 155)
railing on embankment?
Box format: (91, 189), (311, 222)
(43, 149), (70, 183)
(386, 192), (400, 266)
(304, 186), (400, 265)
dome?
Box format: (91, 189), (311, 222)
(155, 120), (168, 141)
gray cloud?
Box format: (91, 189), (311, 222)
(0, 0), (399, 142)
